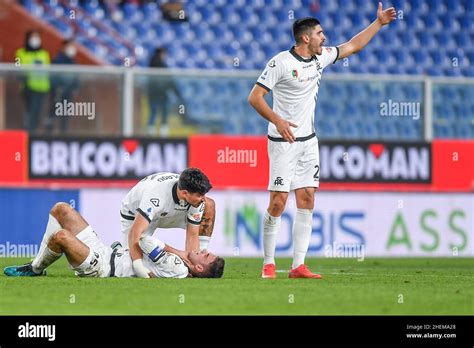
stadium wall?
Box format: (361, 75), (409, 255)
(0, 188), (472, 258)
(1, 131), (472, 191)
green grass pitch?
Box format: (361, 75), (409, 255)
(1, 257), (473, 315)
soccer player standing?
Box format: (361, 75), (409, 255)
(248, 3), (396, 278)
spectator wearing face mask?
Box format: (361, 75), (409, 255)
(46, 39), (80, 134)
(15, 30), (51, 132)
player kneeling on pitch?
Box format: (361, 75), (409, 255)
(121, 168), (216, 278)
(4, 202), (225, 279)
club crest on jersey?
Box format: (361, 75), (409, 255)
(268, 60), (276, 68)
(274, 176), (284, 186)
(291, 69), (298, 78)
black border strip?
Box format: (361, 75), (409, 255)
(1, 316), (472, 345)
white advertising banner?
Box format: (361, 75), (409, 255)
(80, 190), (474, 257)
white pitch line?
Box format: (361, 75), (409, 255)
(276, 270), (474, 278)
(328, 272), (474, 278)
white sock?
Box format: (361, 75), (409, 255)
(263, 211), (281, 265)
(31, 214), (63, 273)
(292, 208), (313, 269)
(32, 247), (62, 273)
(199, 236), (211, 250)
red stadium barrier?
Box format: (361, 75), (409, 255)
(0, 132), (472, 192)
(432, 140), (474, 191)
(0, 130), (28, 183)
(189, 135), (268, 190)
(189, 135), (474, 192)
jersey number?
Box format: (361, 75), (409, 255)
(313, 165), (320, 180)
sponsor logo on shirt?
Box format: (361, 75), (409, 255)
(298, 74), (319, 83)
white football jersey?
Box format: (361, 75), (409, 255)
(256, 46), (339, 139)
(120, 172), (205, 238)
(114, 249), (189, 278)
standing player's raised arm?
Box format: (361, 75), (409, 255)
(337, 2), (396, 60)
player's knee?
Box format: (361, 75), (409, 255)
(268, 198), (286, 216)
(296, 189), (315, 209)
(52, 229), (69, 245)
(51, 202), (72, 219)
(297, 195), (314, 209)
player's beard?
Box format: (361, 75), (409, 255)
(309, 42), (323, 56)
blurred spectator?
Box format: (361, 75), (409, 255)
(46, 39), (80, 134)
(147, 47), (183, 136)
(15, 30), (51, 132)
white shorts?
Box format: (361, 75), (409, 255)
(73, 226), (112, 278)
(267, 135), (320, 192)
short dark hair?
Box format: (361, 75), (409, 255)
(197, 257), (225, 278)
(178, 167), (212, 195)
(293, 17), (321, 43)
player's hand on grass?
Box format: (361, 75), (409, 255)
(275, 118), (297, 143)
(377, 2), (396, 26)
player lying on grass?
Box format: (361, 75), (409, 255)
(121, 168), (216, 278)
(4, 202), (225, 279)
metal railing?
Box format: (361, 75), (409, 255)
(0, 63), (472, 140)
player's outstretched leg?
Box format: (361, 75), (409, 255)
(261, 191), (288, 279)
(198, 197), (215, 250)
(289, 187), (321, 279)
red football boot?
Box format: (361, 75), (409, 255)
(261, 263), (276, 279)
(288, 264), (322, 279)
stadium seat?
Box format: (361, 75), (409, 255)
(19, 0), (474, 139)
